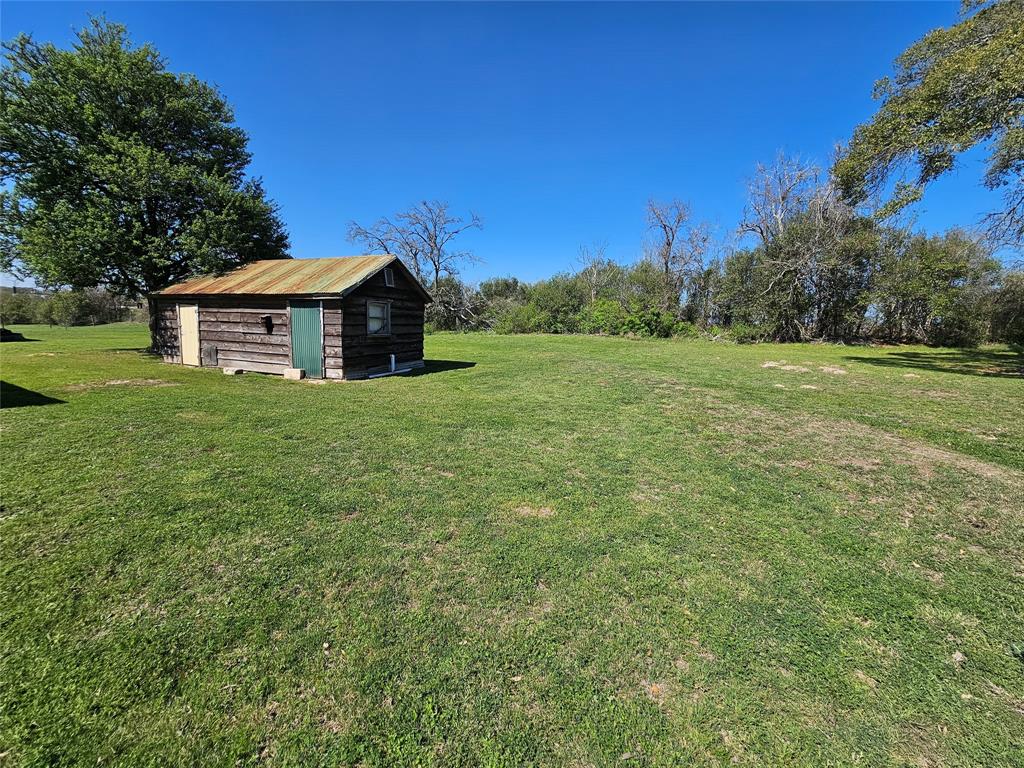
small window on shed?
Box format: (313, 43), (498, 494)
(383, 267), (395, 287)
(367, 301), (390, 336)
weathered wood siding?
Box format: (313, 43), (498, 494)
(155, 296), (343, 377)
(196, 296), (291, 375)
(341, 267), (426, 378)
(324, 299), (344, 379)
(153, 300), (181, 363)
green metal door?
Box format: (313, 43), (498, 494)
(290, 300), (323, 378)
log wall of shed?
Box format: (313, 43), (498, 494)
(197, 296), (291, 374)
(153, 301), (181, 363)
(341, 268), (426, 378)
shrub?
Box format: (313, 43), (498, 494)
(925, 286), (991, 348)
(48, 291), (94, 327)
(493, 303), (550, 334)
(672, 321), (699, 338)
(127, 306), (150, 325)
(925, 313), (988, 348)
(621, 306), (680, 338)
(577, 299), (627, 335)
(990, 272), (1024, 345)
(727, 322), (764, 344)
(0, 291), (42, 324)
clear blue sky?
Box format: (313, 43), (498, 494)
(2, 1), (1001, 284)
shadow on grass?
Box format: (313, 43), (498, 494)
(111, 347), (163, 359)
(0, 329), (40, 342)
(844, 347), (1024, 379)
(1, 381), (66, 408)
(411, 360), (477, 376)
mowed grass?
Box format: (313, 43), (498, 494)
(1, 323), (1023, 767)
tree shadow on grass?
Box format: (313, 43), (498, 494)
(0, 329), (40, 342)
(843, 347), (1024, 379)
(410, 360), (477, 376)
(1, 381), (66, 408)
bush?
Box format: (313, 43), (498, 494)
(0, 288), (134, 327)
(726, 322), (764, 344)
(990, 272), (1024, 345)
(526, 274), (586, 333)
(577, 299), (627, 335)
(493, 303), (551, 334)
(0, 291), (42, 324)
(620, 306), (679, 338)
(925, 313), (988, 348)
(48, 291), (94, 327)
(672, 321), (699, 338)
(127, 305), (150, 325)
(925, 287), (991, 348)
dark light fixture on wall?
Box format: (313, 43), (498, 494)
(260, 314), (273, 334)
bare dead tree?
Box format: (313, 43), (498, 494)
(430, 277), (487, 331)
(739, 154), (822, 249)
(738, 153), (860, 340)
(985, 180), (1024, 267)
(576, 241), (610, 303)
(646, 199), (712, 312)
(348, 201), (482, 290)
(646, 199), (688, 304)
(346, 215), (426, 282)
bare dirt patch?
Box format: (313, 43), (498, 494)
(841, 456), (883, 471)
(819, 366), (848, 375)
(515, 505), (555, 518)
(787, 416), (1020, 484)
(641, 680), (670, 705)
(852, 670), (878, 690)
(65, 378), (179, 392)
(762, 360), (811, 373)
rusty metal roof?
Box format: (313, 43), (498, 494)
(154, 255), (405, 297)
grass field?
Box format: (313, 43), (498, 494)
(1, 323), (1023, 767)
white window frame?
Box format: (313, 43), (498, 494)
(367, 300), (391, 337)
(383, 267), (395, 288)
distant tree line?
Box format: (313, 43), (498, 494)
(424, 241), (1023, 347)
(393, 157), (1023, 347)
(0, 287), (139, 327)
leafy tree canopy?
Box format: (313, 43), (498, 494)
(0, 18), (289, 296)
(833, 0), (1024, 248)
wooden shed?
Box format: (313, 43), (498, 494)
(149, 256), (431, 380)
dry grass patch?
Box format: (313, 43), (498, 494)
(515, 505), (555, 518)
(65, 378), (178, 391)
(761, 360), (811, 372)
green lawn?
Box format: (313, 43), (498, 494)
(2, 323), (1023, 767)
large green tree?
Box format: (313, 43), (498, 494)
(0, 18), (289, 297)
(833, 0), (1024, 248)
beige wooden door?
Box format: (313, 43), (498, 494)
(178, 304), (200, 366)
